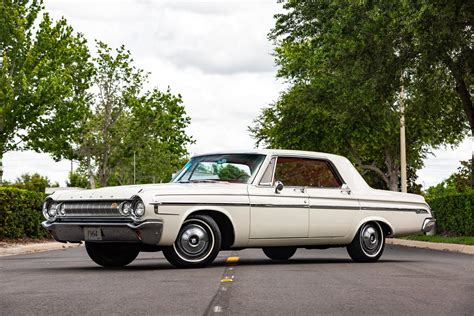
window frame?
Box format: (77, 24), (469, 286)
(257, 155), (345, 189)
(175, 153), (266, 184)
(258, 157), (277, 186)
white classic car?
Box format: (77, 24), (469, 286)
(42, 150), (435, 268)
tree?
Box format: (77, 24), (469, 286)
(76, 42), (192, 187)
(251, 0), (470, 191)
(425, 160), (472, 198)
(12, 172), (57, 193)
(66, 171), (89, 188)
(0, 0), (94, 181)
(401, 0), (473, 187)
(218, 164), (248, 181)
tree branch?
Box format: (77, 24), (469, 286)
(346, 140), (390, 186)
(359, 164), (390, 186)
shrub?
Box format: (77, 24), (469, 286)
(428, 191), (474, 236)
(0, 187), (48, 239)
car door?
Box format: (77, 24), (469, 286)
(248, 157), (309, 239)
(304, 159), (359, 237)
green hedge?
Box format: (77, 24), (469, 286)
(428, 191), (474, 236)
(0, 187), (48, 239)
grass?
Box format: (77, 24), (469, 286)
(403, 235), (474, 245)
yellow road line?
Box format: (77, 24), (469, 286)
(220, 278), (234, 283)
(226, 256), (240, 264)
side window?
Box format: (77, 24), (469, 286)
(259, 157), (276, 186)
(275, 157), (342, 188)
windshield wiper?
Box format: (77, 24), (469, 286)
(185, 179), (220, 183)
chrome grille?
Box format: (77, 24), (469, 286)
(62, 201), (123, 217)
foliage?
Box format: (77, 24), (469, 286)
(66, 171), (89, 188)
(0, 186), (47, 239)
(0, 0), (93, 161)
(76, 42), (192, 187)
(251, 0), (471, 191)
(218, 164), (249, 181)
(13, 173), (57, 193)
(425, 160), (472, 198)
(428, 191), (474, 236)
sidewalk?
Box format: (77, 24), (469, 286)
(387, 238), (474, 255)
(0, 241), (82, 257)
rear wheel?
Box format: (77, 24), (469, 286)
(163, 214), (221, 268)
(262, 247), (297, 260)
(347, 222), (385, 262)
(85, 242), (140, 267)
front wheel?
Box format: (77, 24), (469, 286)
(346, 222), (385, 262)
(163, 214), (221, 268)
(85, 242), (140, 267)
(262, 247), (297, 260)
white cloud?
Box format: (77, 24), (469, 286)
(417, 137), (472, 189)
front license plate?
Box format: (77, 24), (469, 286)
(84, 227), (102, 241)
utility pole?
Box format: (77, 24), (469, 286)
(400, 83), (407, 193)
(133, 152), (136, 185)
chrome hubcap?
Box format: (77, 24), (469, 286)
(361, 225), (381, 255)
(176, 223), (210, 259)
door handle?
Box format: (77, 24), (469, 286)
(340, 184), (351, 195)
(293, 187), (305, 194)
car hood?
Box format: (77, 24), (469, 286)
(51, 182), (249, 201)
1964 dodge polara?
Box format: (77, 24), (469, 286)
(42, 150), (435, 268)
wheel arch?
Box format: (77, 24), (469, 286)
(182, 208), (236, 250)
(350, 217), (394, 242)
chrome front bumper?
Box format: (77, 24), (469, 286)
(422, 217), (436, 233)
(42, 219), (163, 245)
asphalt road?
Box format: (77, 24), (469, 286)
(0, 244), (473, 315)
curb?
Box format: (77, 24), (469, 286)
(387, 238), (474, 255)
(0, 242), (82, 257)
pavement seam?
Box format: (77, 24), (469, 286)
(204, 252), (239, 315)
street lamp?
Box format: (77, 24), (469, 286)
(400, 82), (407, 193)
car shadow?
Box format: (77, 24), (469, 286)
(32, 257), (421, 272)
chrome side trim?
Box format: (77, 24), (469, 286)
(151, 201), (428, 213)
(361, 207), (429, 214)
(311, 205), (360, 210)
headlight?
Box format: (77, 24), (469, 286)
(58, 203), (66, 216)
(132, 200), (145, 218)
(119, 201), (132, 216)
(43, 200), (58, 220)
(42, 201), (49, 219)
(48, 203), (58, 217)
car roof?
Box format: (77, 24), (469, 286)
(192, 149), (345, 161)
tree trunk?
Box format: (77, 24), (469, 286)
(87, 154), (96, 189)
(472, 137), (474, 189)
(449, 62), (474, 188)
(0, 155), (3, 183)
(387, 170), (399, 191)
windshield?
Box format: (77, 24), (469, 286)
(174, 154), (266, 184)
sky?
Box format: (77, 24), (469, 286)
(2, 0), (472, 189)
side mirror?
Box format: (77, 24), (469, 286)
(275, 181), (284, 194)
